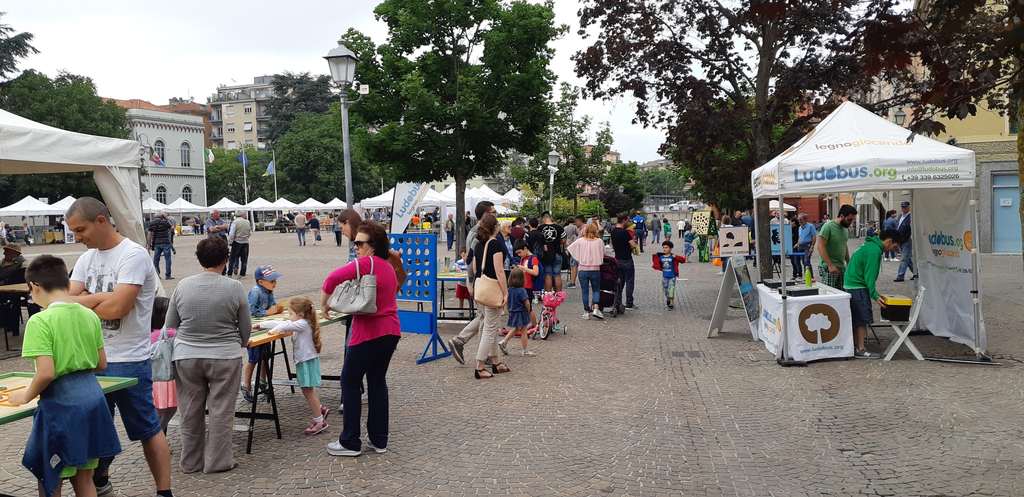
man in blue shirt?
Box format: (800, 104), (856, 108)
(242, 265), (283, 402)
(796, 213), (817, 278)
(631, 211), (647, 253)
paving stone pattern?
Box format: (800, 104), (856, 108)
(1, 232), (1022, 496)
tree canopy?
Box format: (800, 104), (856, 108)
(265, 72), (334, 141)
(0, 12), (37, 81)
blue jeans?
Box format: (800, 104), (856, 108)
(446, 231), (455, 251)
(798, 243), (814, 278)
(296, 228), (307, 246)
(897, 241), (914, 279)
(152, 243), (172, 278)
(578, 270), (600, 311)
(95, 360), (162, 478)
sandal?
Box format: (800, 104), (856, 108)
(474, 369), (493, 379)
(491, 363), (511, 374)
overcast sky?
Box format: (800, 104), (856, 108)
(6, 1), (666, 164)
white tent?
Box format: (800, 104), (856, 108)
(361, 186), (455, 210)
(324, 197), (347, 209)
(440, 183), (457, 200)
(749, 101), (984, 360)
(422, 189), (455, 207)
(0, 195), (54, 217)
(48, 196), (77, 216)
(0, 109), (145, 245)
(360, 189), (393, 209)
(503, 188), (523, 206)
(472, 184), (506, 202)
(768, 199), (796, 212)
(272, 197), (297, 210)
(142, 198), (168, 214)
(209, 197), (243, 211)
(244, 197), (277, 211)
(165, 197), (208, 214)
(297, 198), (326, 210)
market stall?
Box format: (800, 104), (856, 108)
(749, 101), (983, 363)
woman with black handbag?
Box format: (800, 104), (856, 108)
(470, 214), (510, 379)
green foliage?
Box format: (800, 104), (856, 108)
(639, 167), (687, 196)
(0, 70), (129, 201)
(0, 12), (37, 81)
(356, 0), (561, 251)
(266, 72), (334, 141)
(205, 147), (275, 203)
(599, 161), (644, 216)
(516, 184), (605, 222)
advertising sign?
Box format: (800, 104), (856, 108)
(389, 182), (431, 234)
(718, 226), (750, 257)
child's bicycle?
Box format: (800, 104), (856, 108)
(533, 290), (568, 340)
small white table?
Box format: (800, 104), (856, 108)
(757, 282), (854, 362)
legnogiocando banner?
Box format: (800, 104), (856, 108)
(913, 188), (983, 351)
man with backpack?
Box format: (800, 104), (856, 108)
(536, 212), (566, 292)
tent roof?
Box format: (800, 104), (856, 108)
(324, 197), (347, 209)
(142, 198), (167, 213)
(751, 101), (976, 198)
(272, 197), (297, 209)
(0, 196), (53, 217)
(244, 197), (276, 211)
(769, 200), (796, 212)
(503, 188), (522, 204)
(440, 183), (457, 199)
(0, 109), (139, 175)
(209, 197), (243, 210)
(297, 198), (326, 209)
(360, 188), (395, 208)
(166, 197), (208, 213)
(48, 196), (76, 216)
(361, 186), (453, 209)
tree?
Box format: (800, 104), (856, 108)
(600, 161), (644, 216)
(574, 0), (899, 278)
(265, 72), (334, 141)
(205, 147), (274, 203)
(358, 0), (561, 253)
(0, 12), (37, 81)
(639, 167), (688, 197)
(0, 70), (129, 201)
(861, 1), (1024, 263)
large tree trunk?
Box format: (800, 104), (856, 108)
(753, 30), (778, 281)
(455, 173), (468, 255)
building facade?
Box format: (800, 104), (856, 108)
(208, 76), (275, 150)
(125, 108), (208, 206)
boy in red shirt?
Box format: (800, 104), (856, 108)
(651, 241), (686, 309)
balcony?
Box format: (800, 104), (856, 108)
(210, 113), (222, 123)
(256, 112), (271, 120)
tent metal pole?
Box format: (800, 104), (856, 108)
(969, 187), (986, 359)
(752, 201), (761, 283)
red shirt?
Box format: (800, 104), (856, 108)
(518, 255), (539, 289)
(322, 256), (400, 346)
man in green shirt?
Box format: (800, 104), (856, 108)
(844, 229), (900, 358)
(816, 204), (857, 289)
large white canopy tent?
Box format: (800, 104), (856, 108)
(323, 197), (348, 209)
(209, 197), (243, 211)
(165, 197), (208, 214)
(48, 196), (77, 216)
(0, 109), (146, 244)
(297, 198), (327, 210)
(750, 101), (984, 360)
(0, 195), (54, 217)
(361, 187), (455, 209)
(503, 188), (523, 206)
(142, 198), (168, 214)
(244, 197), (277, 211)
(272, 197), (297, 210)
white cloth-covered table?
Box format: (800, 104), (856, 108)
(757, 283), (854, 362)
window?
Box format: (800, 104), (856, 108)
(244, 105), (253, 114)
(155, 185), (167, 204)
(180, 142), (191, 167)
(243, 122), (254, 132)
(227, 141), (238, 149)
(181, 185), (192, 202)
(226, 126), (236, 133)
(245, 139), (254, 145)
(154, 140), (165, 162)
(225, 105), (235, 117)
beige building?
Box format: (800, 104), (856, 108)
(208, 76), (275, 150)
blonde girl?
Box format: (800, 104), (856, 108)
(254, 297), (329, 435)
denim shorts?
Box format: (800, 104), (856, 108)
(847, 288), (873, 327)
(248, 343), (272, 364)
(541, 255), (562, 277)
(96, 360), (162, 442)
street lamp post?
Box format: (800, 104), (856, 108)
(325, 41), (359, 207)
(547, 150), (560, 213)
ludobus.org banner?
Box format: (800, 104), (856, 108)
(912, 188), (984, 351)
(389, 182), (431, 234)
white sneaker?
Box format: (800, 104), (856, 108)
(366, 441), (388, 454)
(581, 312), (591, 320)
(592, 309), (605, 320)
(327, 441), (361, 457)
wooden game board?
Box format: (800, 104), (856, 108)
(0, 372), (137, 425)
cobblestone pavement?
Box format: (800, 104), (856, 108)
(1, 232), (1023, 496)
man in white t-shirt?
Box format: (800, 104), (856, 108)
(66, 197), (173, 497)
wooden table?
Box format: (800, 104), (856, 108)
(0, 372), (138, 425)
(0, 283), (28, 294)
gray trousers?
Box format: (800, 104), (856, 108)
(475, 305), (504, 362)
(453, 315), (481, 345)
(174, 358), (242, 474)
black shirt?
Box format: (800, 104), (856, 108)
(309, 217), (321, 230)
(537, 223), (565, 264)
(148, 218), (173, 246)
(610, 227), (632, 261)
(473, 237), (504, 279)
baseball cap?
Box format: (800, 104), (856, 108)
(254, 265), (282, 282)
(900, 201), (910, 207)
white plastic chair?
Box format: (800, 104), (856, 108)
(877, 286), (926, 361)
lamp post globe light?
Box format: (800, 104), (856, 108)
(325, 41), (359, 207)
(546, 150), (560, 213)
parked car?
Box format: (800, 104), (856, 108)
(668, 200), (705, 212)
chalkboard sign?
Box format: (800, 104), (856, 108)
(707, 255), (760, 340)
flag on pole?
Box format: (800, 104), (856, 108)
(236, 149), (249, 168)
(150, 150), (165, 167)
(264, 160), (275, 176)
(206, 148), (215, 163)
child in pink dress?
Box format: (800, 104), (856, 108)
(150, 296), (177, 433)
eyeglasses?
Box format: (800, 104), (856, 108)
(353, 240), (369, 247)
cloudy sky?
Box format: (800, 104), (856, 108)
(6, 1), (667, 164)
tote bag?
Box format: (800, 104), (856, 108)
(150, 327), (175, 381)
(473, 239), (504, 308)
(329, 256), (378, 314)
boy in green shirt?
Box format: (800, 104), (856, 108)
(843, 230), (900, 359)
(816, 204), (857, 289)
(10, 255), (121, 497)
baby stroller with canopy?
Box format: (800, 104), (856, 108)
(599, 256), (624, 317)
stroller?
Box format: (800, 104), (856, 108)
(534, 290), (568, 340)
(599, 256), (624, 317)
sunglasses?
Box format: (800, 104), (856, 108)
(353, 240), (369, 247)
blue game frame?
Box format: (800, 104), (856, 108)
(389, 233), (451, 364)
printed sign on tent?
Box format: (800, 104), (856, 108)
(718, 226), (749, 257)
(389, 182), (431, 234)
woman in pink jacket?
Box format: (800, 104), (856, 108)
(566, 223), (606, 320)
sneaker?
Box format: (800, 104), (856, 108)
(448, 338), (465, 365)
(522, 350), (537, 357)
(304, 419), (329, 435)
(894, 278), (905, 282)
(321, 405), (330, 420)
(366, 441), (388, 454)
(592, 309), (604, 320)
(581, 312), (591, 320)
(911, 274), (918, 280)
(93, 477), (113, 496)
(240, 386), (253, 403)
(625, 304), (636, 310)
(668, 303), (675, 310)
(854, 350), (880, 359)
(327, 441), (361, 457)
(498, 341), (509, 355)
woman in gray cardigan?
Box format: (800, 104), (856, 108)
(165, 237), (251, 474)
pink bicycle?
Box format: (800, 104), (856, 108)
(534, 290), (568, 340)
